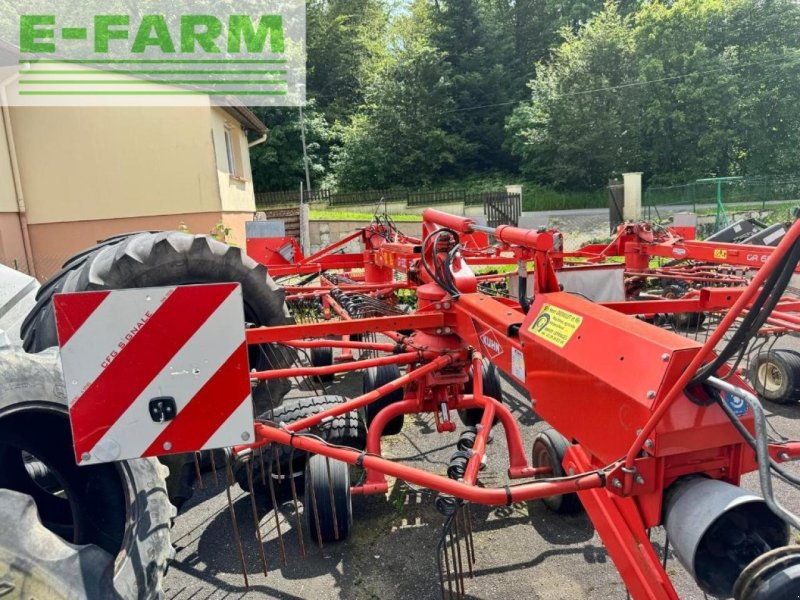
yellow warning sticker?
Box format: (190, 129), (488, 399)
(714, 248), (728, 259)
(529, 304), (583, 348)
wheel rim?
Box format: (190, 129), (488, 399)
(757, 362), (783, 393)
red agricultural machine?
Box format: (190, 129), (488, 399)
(47, 208), (800, 599)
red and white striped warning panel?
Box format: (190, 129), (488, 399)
(53, 283), (254, 465)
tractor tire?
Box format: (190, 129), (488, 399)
(19, 232), (296, 509)
(363, 364), (405, 436)
(310, 346), (335, 382)
(304, 454), (352, 544)
(236, 395), (366, 497)
(531, 428), (583, 514)
(749, 350), (800, 404)
(459, 359), (504, 427)
(0, 343), (174, 599)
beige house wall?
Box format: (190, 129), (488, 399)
(210, 107), (257, 213)
(9, 106), (223, 225)
(0, 102), (261, 279)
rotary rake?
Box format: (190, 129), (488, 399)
(53, 209), (800, 599)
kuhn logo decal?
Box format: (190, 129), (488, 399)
(479, 331), (503, 358)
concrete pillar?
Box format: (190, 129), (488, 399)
(299, 203), (310, 256)
(623, 173), (643, 221)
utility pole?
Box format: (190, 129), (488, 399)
(299, 106), (312, 196)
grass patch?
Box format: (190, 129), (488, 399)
(310, 210), (422, 222)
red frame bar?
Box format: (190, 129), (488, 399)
(251, 352), (421, 381)
(246, 313), (445, 344)
(253, 421), (604, 504)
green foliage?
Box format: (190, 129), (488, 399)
(508, 0), (800, 189)
(330, 1), (469, 189)
(507, 3), (640, 188)
(247, 0), (800, 207)
(249, 102), (331, 190)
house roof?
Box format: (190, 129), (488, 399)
(214, 99), (268, 136)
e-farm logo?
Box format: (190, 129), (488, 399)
(20, 15), (285, 56)
(4, 0), (305, 106)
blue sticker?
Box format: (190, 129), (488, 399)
(726, 392), (748, 417)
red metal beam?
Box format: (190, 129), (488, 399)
(251, 352), (420, 381)
(252, 421), (604, 505)
(246, 313), (445, 344)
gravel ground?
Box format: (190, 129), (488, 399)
(164, 351), (800, 600)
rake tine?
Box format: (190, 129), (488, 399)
(246, 460), (269, 576)
(288, 447), (307, 559)
(451, 514), (465, 599)
(259, 448), (267, 487)
(459, 505), (474, 577)
(193, 452), (204, 490)
(210, 449), (220, 487)
(307, 457), (324, 549)
(268, 446), (288, 567)
(465, 504), (475, 567)
(223, 453), (249, 589)
(438, 515), (454, 600)
(274, 445), (283, 481)
(324, 456), (340, 541)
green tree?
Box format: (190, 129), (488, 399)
(306, 0), (389, 124)
(331, 1), (469, 189)
(508, 0), (800, 188)
(249, 102), (331, 191)
(507, 3), (640, 188)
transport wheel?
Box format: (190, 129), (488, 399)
(310, 346), (335, 382)
(20, 231), (296, 508)
(304, 453), (352, 544)
(363, 364), (405, 435)
(749, 350), (800, 404)
(0, 343), (174, 599)
(459, 358), (504, 427)
(663, 285), (705, 330)
(531, 428), (583, 514)
(236, 395), (366, 497)
(733, 546), (800, 600)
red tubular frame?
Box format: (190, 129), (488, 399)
(463, 354), (496, 485)
(253, 421), (604, 504)
(234, 210), (800, 599)
(282, 339), (398, 352)
(251, 352), (421, 381)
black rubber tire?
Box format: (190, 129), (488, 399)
(236, 395), (366, 496)
(363, 364), (405, 435)
(661, 284), (705, 330)
(310, 346), (335, 382)
(749, 350), (800, 404)
(304, 454), (352, 544)
(20, 232), (296, 509)
(531, 428), (583, 514)
(0, 343), (174, 599)
(18, 232), (156, 344)
(459, 359), (504, 427)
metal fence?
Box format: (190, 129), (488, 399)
(255, 187), (517, 211)
(644, 176), (800, 218)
